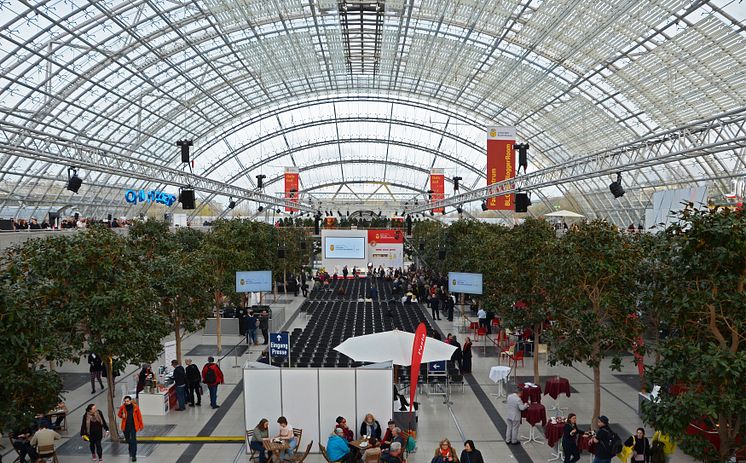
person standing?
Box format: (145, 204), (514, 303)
(445, 294), (455, 322)
(459, 440), (484, 463)
(505, 385), (529, 445)
(80, 403), (109, 462)
(461, 337), (473, 373)
(202, 356), (225, 409)
(450, 336), (463, 372)
(477, 307), (487, 332)
(88, 352), (105, 393)
(590, 416), (615, 463)
(343, 265), (349, 279)
(246, 311), (258, 346)
(624, 428), (651, 463)
(259, 310), (270, 345)
(562, 413), (582, 463)
(185, 358), (202, 407)
(431, 296), (441, 320)
(433, 438), (459, 462)
(171, 359), (187, 411)
(117, 396), (144, 462)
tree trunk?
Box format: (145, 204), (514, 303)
(283, 268), (288, 296)
(174, 314), (182, 364)
(214, 291), (223, 355)
(718, 415), (732, 462)
(105, 355), (120, 442)
(592, 348), (601, 430)
(533, 322), (541, 385)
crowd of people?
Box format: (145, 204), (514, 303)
(0, 215), (134, 231)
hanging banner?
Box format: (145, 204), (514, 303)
(284, 168), (299, 212)
(409, 322), (427, 413)
(430, 169), (445, 214)
(486, 126), (516, 210)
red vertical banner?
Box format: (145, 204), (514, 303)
(409, 322), (427, 412)
(430, 170), (445, 213)
(486, 127), (516, 210)
(284, 170), (299, 212)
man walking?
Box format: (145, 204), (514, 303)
(590, 416), (617, 463)
(171, 359), (187, 411)
(202, 356), (225, 409)
(505, 385), (529, 445)
(185, 358), (202, 407)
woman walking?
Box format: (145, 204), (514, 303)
(80, 404), (109, 462)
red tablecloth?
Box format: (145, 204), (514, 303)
(544, 420), (565, 448)
(521, 403), (547, 427)
(518, 383), (542, 403)
(578, 434), (596, 454)
(544, 377), (571, 400)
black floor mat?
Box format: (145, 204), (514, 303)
(185, 344), (248, 357)
(613, 374), (642, 390)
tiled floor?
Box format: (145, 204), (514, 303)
(3, 296), (697, 463)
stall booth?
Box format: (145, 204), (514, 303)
(243, 361), (393, 454)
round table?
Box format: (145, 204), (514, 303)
(518, 382), (542, 403)
(544, 377), (571, 400)
(520, 403), (547, 444)
(489, 366), (511, 399)
(545, 419), (566, 461)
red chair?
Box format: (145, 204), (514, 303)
(510, 350), (525, 368)
(476, 327), (487, 342)
(469, 321), (479, 333)
(491, 318), (500, 328)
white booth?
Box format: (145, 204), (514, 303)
(243, 361), (393, 453)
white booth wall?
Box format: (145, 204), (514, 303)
(243, 362), (393, 453)
(320, 229), (369, 273)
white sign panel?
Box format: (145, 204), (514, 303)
(448, 272), (483, 295)
(324, 237), (366, 259)
(236, 271), (272, 293)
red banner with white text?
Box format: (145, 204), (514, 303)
(486, 127), (516, 210)
(284, 172), (299, 212)
(430, 173), (445, 213)
(409, 323), (427, 412)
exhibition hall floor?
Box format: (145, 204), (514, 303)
(8, 295), (696, 463)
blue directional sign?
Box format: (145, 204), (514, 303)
(269, 332), (290, 358)
(428, 360), (447, 375)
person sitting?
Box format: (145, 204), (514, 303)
(326, 427), (352, 462)
(360, 413), (382, 440)
(432, 438), (459, 462)
(30, 422), (61, 458)
(12, 432), (38, 462)
(381, 441), (406, 463)
(362, 437), (382, 462)
(250, 418), (270, 463)
(275, 416), (296, 459)
(335, 416), (354, 441)
(381, 420), (397, 449)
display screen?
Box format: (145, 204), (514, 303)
(448, 272), (483, 295)
(324, 237), (366, 259)
(236, 271), (272, 292)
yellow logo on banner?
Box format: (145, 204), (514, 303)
(240, 279), (245, 285)
(376, 233), (380, 239)
(489, 129), (496, 137)
(452, 279), (457, 286)
(330, 245), (335, 251)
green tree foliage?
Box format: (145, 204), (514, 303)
(128, 221), (215, 362)
(487, 218), (556, 384)
(411, 220), (446, 271)
(544, 220), (643, 426)
(642, 207), (746, 461)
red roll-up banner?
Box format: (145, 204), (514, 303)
(486, 127), (516, 210)
(409, 322), (427, 412)
(284, 169), (299, 212)
(430, 169), (445, 213)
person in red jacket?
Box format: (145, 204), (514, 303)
(202, 356), (225, 409)
(117, 396), (144, 462)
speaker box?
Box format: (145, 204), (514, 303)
(314, 217), (321, 235)
(180, 145), (190, 163)
(515, 193), (531, 213)
(180, 189), (195, 209)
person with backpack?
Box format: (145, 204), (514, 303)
(591, 416), (622, 463)
(201, 357), (224, 409)
(623, 428), (651, 463)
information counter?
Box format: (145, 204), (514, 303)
(138, 384), (176, 416)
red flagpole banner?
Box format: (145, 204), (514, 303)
(284, 170), (299, 212)
(409, 322), (427, 412)
(430, 170), (445, 214)
(486, 126), (516, 210)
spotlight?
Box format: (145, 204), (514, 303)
(228, 197), (236, 209)
(337, 211), (342, 217)
(515, 192), (531, 213)
(514, 143), (529, 174)
(609, 173), (625, 198)
(481, 200), (488, 211)
(430, 211), (434, 216)
(176, 140), (193, 163)
(414, 198), (419, 206)
(256, 174), (266, 189)
(441, 209), (446, 215)
(258, 205), (264, 212)
(276, 208), (281, 214)
(427, 189), (433, 200)
(346, 211), (349, 216)
(453, 176), (462, 192)
(66, 167), (82, 193)
(378, 211), (382, 217)
(456, 205), (463, 214)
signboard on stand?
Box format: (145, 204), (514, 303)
(428, 360), (447, 375)
(269, 332), (291, 360)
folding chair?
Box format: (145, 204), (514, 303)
(283, 440), (313, 463)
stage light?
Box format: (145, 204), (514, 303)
(256, 174), (266, 189)
(176, 140), (193, 163)
(515, 192), (531, 213)
(609, 173), (625, 198)
(453, 176), (462, 192)
(276, 208), (281, 214)
(66, 167), (82, 193)
(378, 211), (382, 217)
(481, 200), (488, 211)
(427, 189), (433, 200)
(258, 205), (264, 212)
(228, 197), (236, 209)
(514, 143), (529, 174)
(456, 205), (463, 214)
